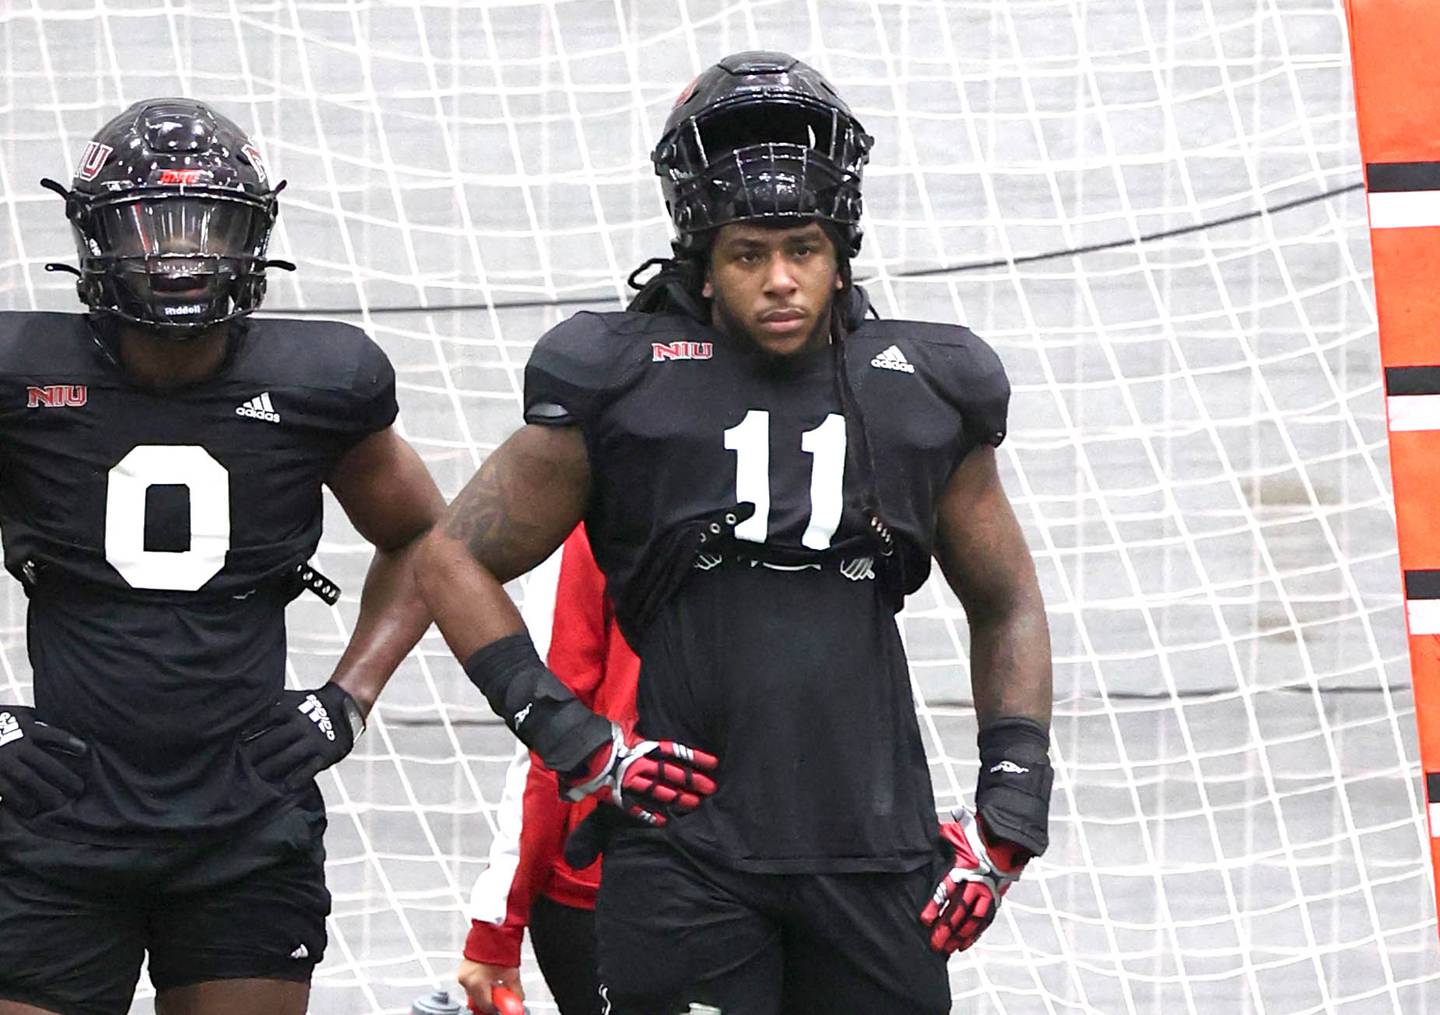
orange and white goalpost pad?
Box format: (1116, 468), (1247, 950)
(1347, 0), (1440, 916)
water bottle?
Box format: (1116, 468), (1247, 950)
(492, 986), (528, 1015)
(410, 988), (462, 1015)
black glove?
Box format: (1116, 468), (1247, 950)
(0, 706), (89, 818)
(241, 683), (364, 791)
(563, 803), (627, 870)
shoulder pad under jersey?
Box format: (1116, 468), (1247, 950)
(523, 310), (675, 427)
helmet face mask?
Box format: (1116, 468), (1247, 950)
(653, 52), (872, 256)
(56, 98), (281, 339)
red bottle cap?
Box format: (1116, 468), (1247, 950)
(492, 986), (526, 1015)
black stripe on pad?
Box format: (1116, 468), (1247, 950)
(1386, 366), (1440, 396)
(1405, 570), (1440, 600)
(1368, 162), (1440, 193)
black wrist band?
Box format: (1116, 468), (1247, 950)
(462, 633), (612, 776)
(975, 715), (1053, 856)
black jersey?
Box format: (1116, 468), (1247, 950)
(523, 309), (1008, 873)
(0, 312), (396, 845)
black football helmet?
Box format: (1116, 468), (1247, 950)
(652, 52), (872, 255)
(42, 98), (285, 337)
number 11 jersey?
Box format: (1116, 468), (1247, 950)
(523, 308), (1010, 874)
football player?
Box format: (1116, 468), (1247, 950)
(419, 52), (1053, 1014)
(460, 525), (636, 1015)
(0, 99), (443, 1015)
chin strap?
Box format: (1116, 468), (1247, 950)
(39, 177), (70, 201)
(41, 179), (83, 284)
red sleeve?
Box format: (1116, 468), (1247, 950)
(539, 531), (642, 907)
(463, 525), (620, 962)
(464, 752), (572, 966)
(546, 524), (612, 710)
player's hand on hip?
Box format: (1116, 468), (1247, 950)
(457, 960), (524, 1014)
(561, 722), (718, 827)
(920, 806), (1030, 954)
(241, 682), (363, 791)
(0, 705), (89, 818)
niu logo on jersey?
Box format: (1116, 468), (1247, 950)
(298, 694), (337, 742)
(652, 341), (713, 362)
(27, 385), (87, 409)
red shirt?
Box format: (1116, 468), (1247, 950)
(463, 525), (639, 967)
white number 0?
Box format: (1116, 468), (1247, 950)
(104, 445), (230, 591)
(723, 411), (847, 550)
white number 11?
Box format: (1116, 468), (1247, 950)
(723, 410), (847, 550)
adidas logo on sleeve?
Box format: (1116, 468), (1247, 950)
(236, 392), (280, 423)
(870, 344), (915, 373)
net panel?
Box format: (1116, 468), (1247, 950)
(0, 1), (1434, 1012)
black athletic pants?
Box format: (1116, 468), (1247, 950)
(531, 893), (603, 1015)
(593, 829), (951, 1015)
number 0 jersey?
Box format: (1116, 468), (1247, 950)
(523, 309), (1009, 873)
(0, 312), (397, 845)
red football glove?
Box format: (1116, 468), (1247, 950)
(561, 723), (717, 826)
(919, 807), (1030, 954)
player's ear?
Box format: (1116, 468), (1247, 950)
(702, 270), (714, 300)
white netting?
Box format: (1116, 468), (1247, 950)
(1, 0), (1435, 1012)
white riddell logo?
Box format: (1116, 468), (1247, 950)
(298, 694), (337, 742)
(989, 760), (1030, 775)
(870, 345), (915, 373)
(236, 392), (280, 423)
(513, 703), (534, 727)
(289, 944), (309, 960)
